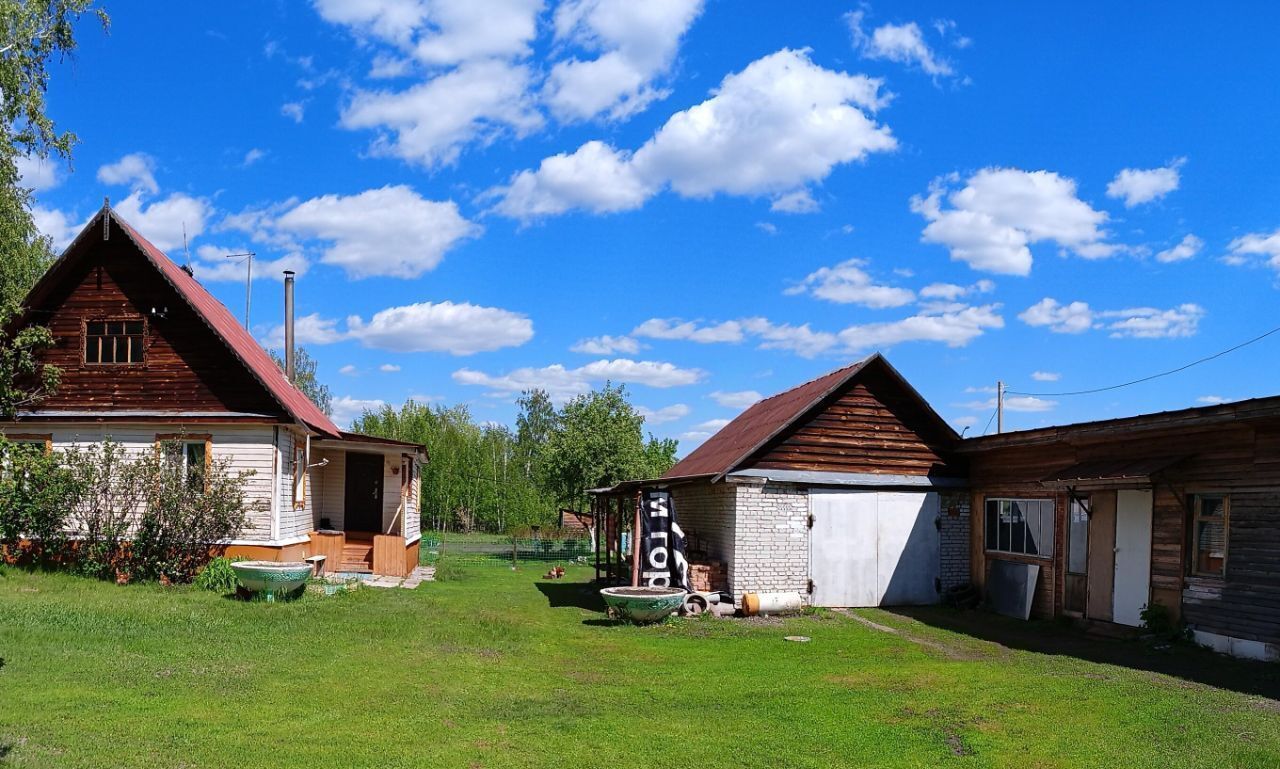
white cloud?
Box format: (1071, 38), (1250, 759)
(1197, 395), (1229, 405)
(692, 418), (730, 431)
(341, 59), (543, 168)
(242, 148), (267, 167)
(332, 395), (387, 427)
(346, 301), (534, 354)
(633, 318), (744, 343)
(1155, 233), (1202, 263)
(315, 0), (542, 63)
(453, 357), (704, 402)
(918, 279), (994, 300)
(31, 205), (79, 251)
(912, 168), (1112, 275)
(97, 153), (159, 194)
(785, 258), (915, 308)
(379, 363), (401, 372)
(544, 0), (703, 122)
(710, 390), (762, 409)
(741, 317), (838, 358)
(1031, 371), (1061, 382)
(637, 403), (690, 424)
(1019, 298), (1205, 338)
(489, 141), (653, 220)
(491, 48), (896, 219)
(339, 364), (359, 375)
(262, 301), (532, 355)
(1106, 158), (1184, 208)
(770, 189), (819, 214)
(1224, 228), (1280, 273)
(113, 191), (212, 253)
(951, 415), (978, 428)
(847, 10), (954, 77)
(1018, 298), (1094, 334)
(962, 395), (1057, 413)
(281, 102), (306, 123)
(15, 154), (58, 191)
(838, 303), (1004, 351)
(571, 334), (642, 355)
(272, 186), (479, 278)
(1102, 304), (1204, 339)
(755, 221), (778, 236)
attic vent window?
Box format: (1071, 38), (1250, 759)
(85, 319), (145, 364)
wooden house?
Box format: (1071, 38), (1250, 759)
(599, 355), (1280, 661)
(2, 206), (425, 577)
(594, 354), (971, 608)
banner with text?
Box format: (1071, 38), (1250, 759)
(639, 489), (690, 591)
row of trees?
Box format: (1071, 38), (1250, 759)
(352, 385), (679, 534)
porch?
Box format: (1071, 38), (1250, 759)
(305, 433), (425, 578)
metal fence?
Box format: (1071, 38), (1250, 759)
(422, 537), (593, 566)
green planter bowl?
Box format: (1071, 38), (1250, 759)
(600, 586), (687, 623)
(231, 561), (312, 601)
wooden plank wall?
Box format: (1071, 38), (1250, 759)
(966, 418), (1280, 643)
(26, 240), (283, 415)
(750, 367), (960, 477)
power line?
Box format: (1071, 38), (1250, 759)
(981, 404), (999, 436)
(1006, 321), (1280, 398)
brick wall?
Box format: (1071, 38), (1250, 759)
(938, 490), (971, 591)
(672, 481), (737, 589)
(730, 481), (810, 603)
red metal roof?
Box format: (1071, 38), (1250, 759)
(108, 211), (342, 437)
(662, 357), (875, 479)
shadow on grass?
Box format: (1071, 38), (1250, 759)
(887, 606), (1280, 700)
(535, 580), (605, 612)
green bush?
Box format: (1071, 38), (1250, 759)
(1139, 602), (1190, 642)
(0, 438), (81, 564)
(194, 556), (241, 594)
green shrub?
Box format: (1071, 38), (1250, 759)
(432, 558), (464, 582)
(194, 557), (241, 594)
(0, 438), (81, 564)
(1139, 602), (1190, 642)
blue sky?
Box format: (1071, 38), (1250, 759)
(19, 1), (1280, 446)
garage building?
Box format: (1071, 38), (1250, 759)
(601, 354), (971, 608)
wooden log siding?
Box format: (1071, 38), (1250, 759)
(963, 415), (1280, 642)
(26, 241), (284, 415)
(748, 372), (960, 477)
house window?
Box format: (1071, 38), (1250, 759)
(1191, 494), (1228, 577)
(293, 446), (306, 509)
(157, 435), (210, 491)
(984, 498), (1055, 558)
(1067, 497), (1089, 575)
(85, 319), (145, 364)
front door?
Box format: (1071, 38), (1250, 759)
(1112, 489), (1153, 626)
(344, 452), (384, 533)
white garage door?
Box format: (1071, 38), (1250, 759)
(809, 490), (940, 607)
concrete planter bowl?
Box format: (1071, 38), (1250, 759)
(231, 561), (312, 602)
(599, 586), (687, 623)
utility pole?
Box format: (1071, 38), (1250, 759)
(997, 380), (1005, 434)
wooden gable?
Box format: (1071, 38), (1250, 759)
(742, 359), (962, 478)
(21, 230), (284, 416)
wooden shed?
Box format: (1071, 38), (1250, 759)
(960, 398), (1280, 660)
(596, 354), (969, 607)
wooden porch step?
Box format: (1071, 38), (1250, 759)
(340, 541), (373, 573)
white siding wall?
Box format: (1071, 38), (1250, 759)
(315, 448), (345, 529)
(12, 422), (278, 543)
(404, 458), (421, 543)
(275, 428), (315, 541)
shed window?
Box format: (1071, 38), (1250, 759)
(985, 498), (1055, 559)
(85, 320), (145, 364)
(1067, 497), (1089, 575)
(1191, 494), (1228, 577)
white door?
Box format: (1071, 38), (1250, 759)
(1112, 489), (1153, 627)
(809, 490), (940, 607)
(810, 490), (878, 607)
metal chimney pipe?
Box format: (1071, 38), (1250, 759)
(283, 270), (296, 382)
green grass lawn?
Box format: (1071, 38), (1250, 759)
(2, 563), (1278, 768)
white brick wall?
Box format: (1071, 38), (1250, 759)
(730, 481), (810, 603)
(938, 491), (971, 591)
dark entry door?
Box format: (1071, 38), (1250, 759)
(344, 452), (384, 533)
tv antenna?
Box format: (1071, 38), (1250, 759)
(224, 252), (256, 328)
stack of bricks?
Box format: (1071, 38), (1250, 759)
(688, 560), (728, 593)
